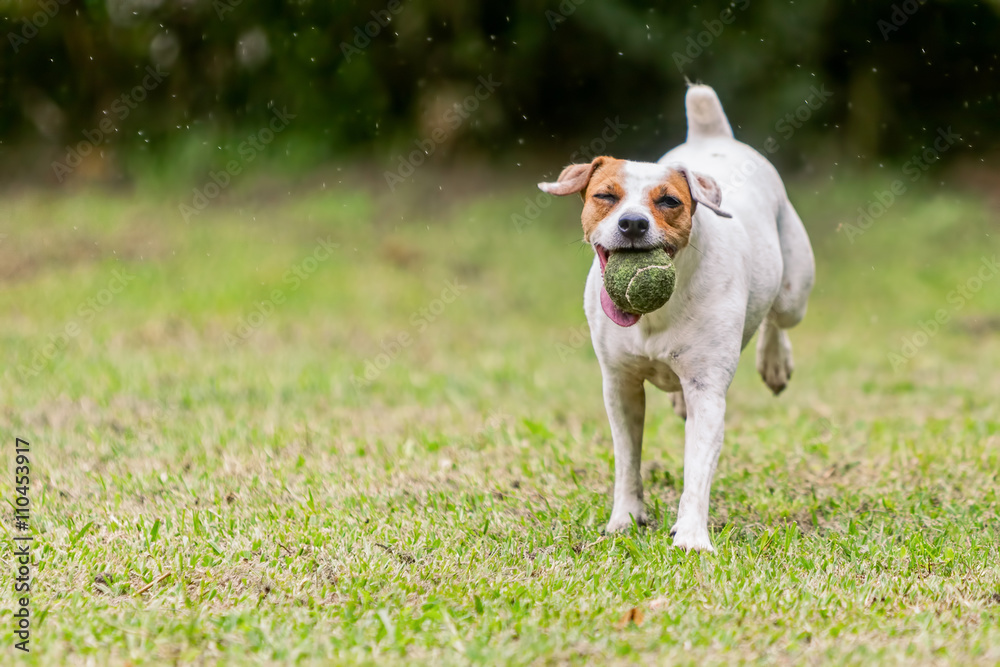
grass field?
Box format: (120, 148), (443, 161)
(1, 168), (999, 665)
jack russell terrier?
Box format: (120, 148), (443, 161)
(538, 85), (815, 552)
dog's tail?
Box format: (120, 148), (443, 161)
(685, 84), (734, 141)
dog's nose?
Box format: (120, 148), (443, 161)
(618, 214), (649, 240)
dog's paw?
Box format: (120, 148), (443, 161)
(670, 391), (687, 421)
(756, 326), (794, 395)
(669, 522), (715, 553)
(605, 506), (648, 533)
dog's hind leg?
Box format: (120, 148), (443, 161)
(770, 198), (814, 329)
(757, 315), (794, 394)
(670, 391), (687, 421)
(757, 199), (814, 395)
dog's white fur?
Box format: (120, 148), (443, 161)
(539, 85), (815, 551)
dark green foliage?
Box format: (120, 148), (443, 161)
(0, 0), (997, 174)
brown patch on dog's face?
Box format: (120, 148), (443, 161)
(579, 157), (626, 242)
(648, 169), (694, 254)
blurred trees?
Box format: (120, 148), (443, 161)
(0, 0), (997, 179)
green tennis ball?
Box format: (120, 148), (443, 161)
(603, 248), (676, 314)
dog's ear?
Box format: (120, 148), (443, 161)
(675, 166), (732, 218)
(538, 157), (607, 198)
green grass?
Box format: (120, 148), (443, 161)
(1, 170), (999, 665)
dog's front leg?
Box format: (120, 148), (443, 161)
(602, 370), (647, 532)
(670, 378), (727, 552)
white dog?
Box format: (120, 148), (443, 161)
(538, 85), (815, 552)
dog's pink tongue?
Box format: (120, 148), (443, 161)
(601, 286), (641, 327)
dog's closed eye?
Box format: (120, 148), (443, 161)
(656, 195), (682, 209)
(593, 192), (619, 203)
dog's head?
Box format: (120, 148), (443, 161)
(537, 156), (731, 326)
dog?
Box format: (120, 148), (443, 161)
(538, 85), (815, 552)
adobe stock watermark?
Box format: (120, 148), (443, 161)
(555, 323), (591, 361)
(7, 0), (71, 53)
(350, 279), (467, 388)
(514, 117), (628, 233)
(724, 85), (832, 191)
(383, 75), (501, 191)
(339, 0), (405, 62)
(12, 437), (32, 653)
(672, 0), (751, 72)
(773, 85), (833, 141)
(841, 126), (960, 243)
(12, 269), (136, 380)
(813, 417), (838, 442)
(566, 116), (628, 165)
(179, 106), (296, 222)
(888, 256), (999, 371)
(878, 0), (928, 40)
(224, 237), (339, 348)
(52, 65), (168, 182)
(471, 410), (513, 444)
(545, 0), (585, 30)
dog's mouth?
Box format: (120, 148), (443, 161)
(595, 243), (678, 328)
(595, 245), (642, 328)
